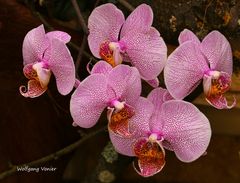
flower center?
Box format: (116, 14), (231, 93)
(133, 137), (165, 177)
(108, 100), (135, 137)
(32, 62), (51, 88)
(203, 70), (230, 98)
(99, 40), (125, 67)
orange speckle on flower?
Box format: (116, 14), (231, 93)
(99, 41), (115, 67)
(109, 105), (135, 137)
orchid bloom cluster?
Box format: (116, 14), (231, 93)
(19, 3), (236, 178)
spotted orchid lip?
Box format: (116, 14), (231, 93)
(20, 62), (51, 98)
(203, 71), (236, 109)
(133, 137), (166, 177)
(99, 41), (125, 67)
(107, 102), (135, 137)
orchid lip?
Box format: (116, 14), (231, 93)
(133, 137), (166, 177)
(99, 41), (125, 67)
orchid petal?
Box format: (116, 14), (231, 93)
(178, 29), (200, 45)
(122, 27), (167, 80)
(161, 100), (211, 162)
(201, 31), (233, 75)
(108, 65), (141, 106)
(109, 131), (136, 157)
(91, 61), (112, 75)
(147, 88), (172, 132)
(48, 38), (75, 95)
(46, 31), (71, 43)
(88, 3), (125, 58)
(164, 41), (209, 99)
(19, 80), (47, 98)
(22, 24), (48, 65)
(146, 78), (159, 88)
(120, 4), (153, 38)
(70, 74), (109, 128)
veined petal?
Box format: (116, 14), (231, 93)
(160, 100), (211, 162)
(120, 4), (153, 38)
(109, 131), (136, 157)
(122, 27), (167, 80)
(201, 31), (233, 75)
(46, 31), (71, 43)
(22, 25), (48, 65)
(91, 61), (113, 75)
(88, 3), (125, 58)
(70, 74), (110, 128)
(48, 38), (75, 95)
(146, 78), (159, 88)
(19, 80), (47, 98)
(164, 41), (209, 99)
(178, 29), (200, 45)
(108, 65), (141, 106)
(147, 87), (173, 132)
(133, 138), (165, 177)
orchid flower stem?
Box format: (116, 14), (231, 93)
(117, 0), (135, 11)
(0, 126), (107, 181)
(46, 90), (69, 114)
(71, 0), (89, 35)
(94, 0), (101, 8)
(76, 34), (87, 74)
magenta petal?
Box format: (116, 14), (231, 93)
(70, 74), (109, 128)
(46, 31), (71, 43)
(178, 29), (200, 45)
(22, 24), (48, 65)
(88, 3), (125, 58)
(146, 78), (159, 88)
(108, 65), (141, 106)
(48, 38), (75, 95)
(161, 100), (211, 162)
(120, 4), (153, 38)
(164, 41), (209, 99)
(201, 31), (233, 75)
(147, 87), (172, 132)
(91, 61), (113, 75)
(109, 131), (135, 156)
(109, 97), (154, 156)
(129, 97), (154, 135)
(122, 27), (167, 80)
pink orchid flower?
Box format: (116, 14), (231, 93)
(70, 61), (141, 137)
(19, 25), (75, 98)
(164, 29), (236, 109)
(88, 3), (167, 87)
(110, 87), (211, 177)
